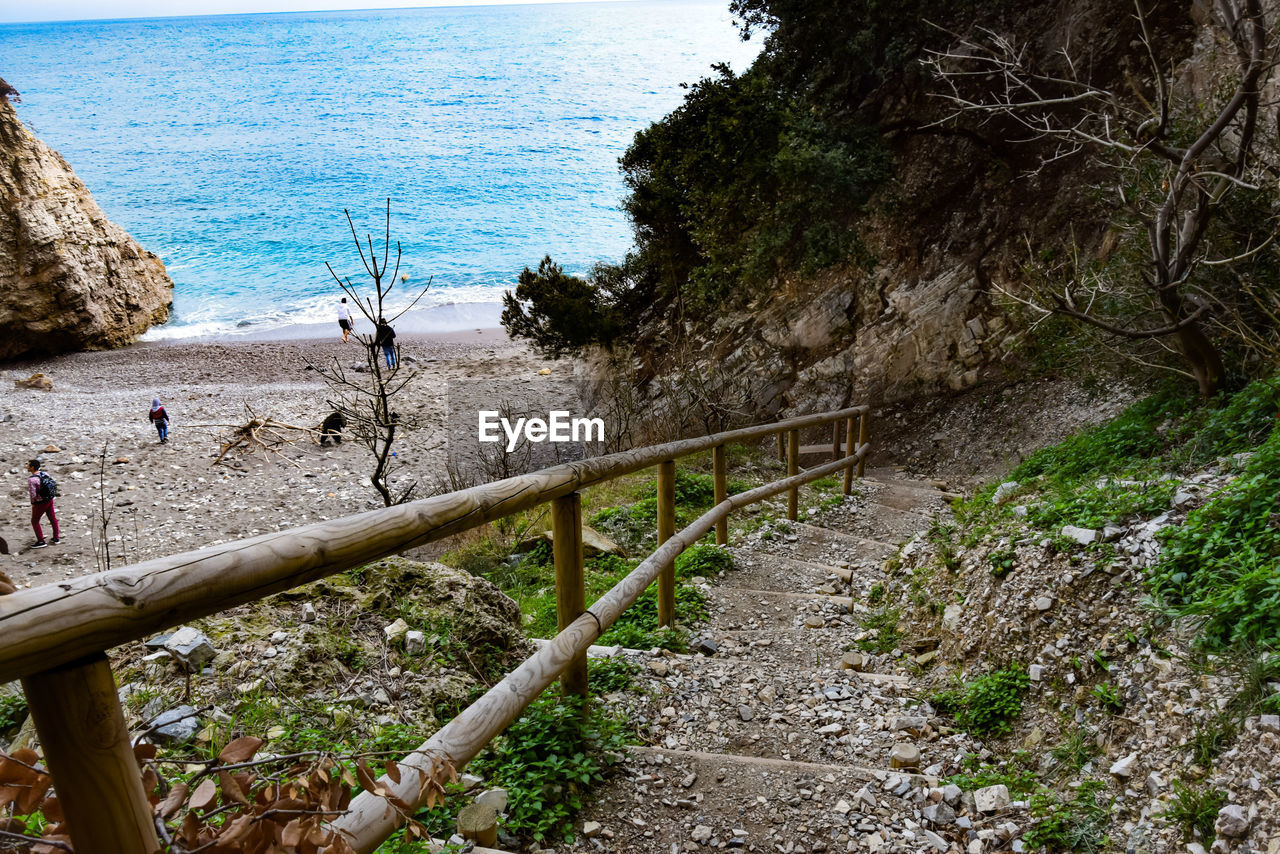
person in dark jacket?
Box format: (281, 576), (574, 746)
(27, 459), (59, 548)
(374, 317), (398, 368)
(149, 397), (170, 443)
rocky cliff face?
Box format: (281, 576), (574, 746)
(584, 0), (1276, 423)
(0, 89), (172, 360)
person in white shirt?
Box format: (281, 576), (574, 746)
(338, 297), (355, 343)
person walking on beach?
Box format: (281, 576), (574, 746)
(149, 397), (170, 443)
(27, 459), (59, 549)
(338, 297), (355, 343)
(374, 317), (398, 368)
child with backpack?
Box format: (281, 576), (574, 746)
(149, 397), (170, 443)
(26, 459), (59, 549)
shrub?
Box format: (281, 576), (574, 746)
(0, 694), (27, 733)
(857, 606), (902, 654)
(1024, 779), (1112, 853)
(589, 657), (641, 693)
(639, 470), (717, 509)
(500, 257), (624, 357)
(1151, 430), (1280, 647)
(932, 666), (1030, 738)
(674, 544), (733, 579)
(598, 582), (707, 652)
(466, 695), (633, 843)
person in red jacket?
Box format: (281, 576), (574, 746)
(27, 459), (59, 549)
(149, 397), (170, 443)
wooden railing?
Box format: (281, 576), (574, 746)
(0, 406), (870, 854)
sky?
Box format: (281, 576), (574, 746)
(0, 0), (650, 25)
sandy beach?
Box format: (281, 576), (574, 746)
(0, 327), (582, 591)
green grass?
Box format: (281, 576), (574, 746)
(950, 375), (1280, 652)
(1165, 780), (1227, 842)
(857, 606), (902, 654)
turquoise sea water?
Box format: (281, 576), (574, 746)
(0, 1), (757, 337)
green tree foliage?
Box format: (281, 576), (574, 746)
(619, 0), (1007, 312)
(500, 256), (624, 357)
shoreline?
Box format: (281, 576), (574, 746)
(140, 301), (508, 344)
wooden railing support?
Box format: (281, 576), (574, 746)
(857, 411), (870, 478)
(843, 415), (857, 495)
(831, 422), (842, 460)
(776, 432), (785, 462)
(656, 460), (676, 627)
(21, 653), (159, 854)
(712, 444), (728, 546)
(786, 429), (800, 521)
(551, 492), (587, 698)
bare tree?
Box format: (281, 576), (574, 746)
(313, 201), (432, 506)
(928, 0), (1277, 395)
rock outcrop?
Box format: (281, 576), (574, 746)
(0, 83), (172, 360)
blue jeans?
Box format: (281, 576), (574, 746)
(156, 420), (169, 441)
(382, 345), (397, 368)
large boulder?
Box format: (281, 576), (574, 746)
(0, 83), (172, 359)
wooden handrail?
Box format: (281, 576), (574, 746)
(330, 444), (870, 852)
(0, 404), (870, 853)
(0, 405), (866, 684)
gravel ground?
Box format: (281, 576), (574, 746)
(0, 330), (581, 591)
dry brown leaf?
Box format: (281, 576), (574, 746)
(219, 813), (255, 845)
(189, 777), (219, 812)
(157, 782), (189, 819)
(181, 810), (204, 846)
(218, 769), (250, 806)
(0, 749), (42, 785)
(281, 818), (304, 848)
(41, 796), (64, 823)
(17, 773), (52, 814)
(141, 765), (159, 799)
(354, 759), (378, 795)
(218, 735), (263, 766)
(384, 759), (401, 785)
(132, 742), (158, 764)
(327, 833), (356, 854)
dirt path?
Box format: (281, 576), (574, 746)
(566, 469), (977, 854)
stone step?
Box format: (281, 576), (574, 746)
(710, 586), (850, 603)
(628, 745), (931, 785)
(786, 521), (900, 548)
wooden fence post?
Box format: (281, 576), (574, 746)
(776, 432), (785, 462)
(551, 492), (587, 697)
(713, 444), (728, 546)
(21, 653), (159, 854)
(787, 429), (799, 521)
(831, 421), (842, 460)
(857, 411), (870, 478)
(656, 460), (676, 627)
(843, 415), (857, 495)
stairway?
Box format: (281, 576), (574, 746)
(569, 469), (955, 854)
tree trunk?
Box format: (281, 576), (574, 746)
(1176, 321), (1225, 397)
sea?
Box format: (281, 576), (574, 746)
(0, 1), (759, 339)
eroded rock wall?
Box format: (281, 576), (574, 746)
(582, 0), (1280, 422)
(0, 93), (172, 359)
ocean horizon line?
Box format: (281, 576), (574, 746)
(0, 0), (699, 28)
